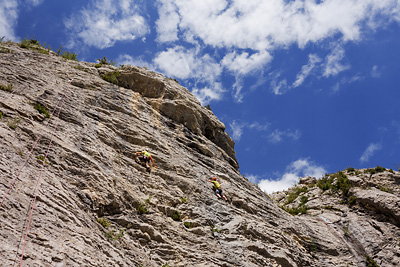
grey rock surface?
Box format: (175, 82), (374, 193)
(0, 42), (399, 266)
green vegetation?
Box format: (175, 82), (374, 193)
(167, 77), (179, 84)
(7, 117), (21, 130)
(0, 47), (11, 53)
(342, 222), (350, 237)
(137, 201), (149, 215)
(180, 196), (188, 203)
(317, 171), (357, 206)
(364, 166), (387, 176)
(36, 155), (49, 165)
(378, 185), (392, 193)
(0, 111), (3, 119)
(281, 204), (308, 216)
(279, 186), (309, 215)
(204, 104), (212, 111)
(365, 255), (379, 267)
(161, 263), (170, 267)
(0, 83), (13, 92)
(97, 217), (112, 228)
(61, 51), (78, 61)
(34, 103), (51, 118)
(104, 228), (125, 240)
(347, 195), (357, 206)
(56, 45), (78, 61)
(172, 210), (181, 221)
(94, 63), (102, 68)
(184, 221), (191, 229)
(299, 195), (308, 206)
(20, 38), (50, 54)
(102, 70), (121, 85)
(210, 225), (222, 233)
(97, 56), (116, 66)
(285, 186), (308, 205)
(317, 171), (351, 196)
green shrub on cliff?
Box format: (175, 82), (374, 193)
(102, 70), (120, 85)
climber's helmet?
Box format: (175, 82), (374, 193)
(213, 177), (217, 181)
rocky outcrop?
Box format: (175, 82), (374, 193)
(0, 41), (399, 266)
(272, 168), (400, 267)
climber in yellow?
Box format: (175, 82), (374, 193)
(206, 177), (228, 201)
(135, 148), (156, 173)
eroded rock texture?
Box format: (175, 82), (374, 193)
(0, 42), (399, 266)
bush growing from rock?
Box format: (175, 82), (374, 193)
(97, 217), (111, 228)
(0, 83), (13, 92)
(7, 117), (21, 130)
(172, 210), (181, 221)
(137, 201), (149, 215)
(102, 70), (120, 85)
(34, 103), (50, 118)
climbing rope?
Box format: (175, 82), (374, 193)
(0, 78), (73, 266)
(17, 79), (73, 267)
(0, 96), (63, 210)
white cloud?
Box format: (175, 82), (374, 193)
(229, 120), (300, 144)
(157, 0), (399, 51)
(244, 174), (259, 184)
(26, 0), (44, 6)
(293, 54), (322, 87)
(259, 159), (326, 194)
(229, 120), (245, 141)
(360, 143), (382, 163)
(267, 129), (301, 144)
(116, 54), (154, 69)
(0, 0), (19, 41)
(222, 51), (272, 75)
(151, 0), (400, 99)
(154, 46), (222, 82)
(270, 73), (289, 95)
(192, 83), (224, 104)
(322, 43), (350, 77)
(229, 120), (271, 141)
(155, 0), (180, 43)
(65, 0), (149, 49)
(153, 46), (225, 103)
(371, 65), (381, 78)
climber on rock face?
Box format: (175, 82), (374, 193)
(135, 148), (156, 173)
(206, 177), (228, 201)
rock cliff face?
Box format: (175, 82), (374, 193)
(0, 42), (399, 267)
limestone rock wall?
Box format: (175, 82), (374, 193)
(0, 42), (399, 267)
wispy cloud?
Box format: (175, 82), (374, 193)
(293, 54), (322, 88)
(359, 143), (382, 163)
(229, 120), (300, 144)
(117, 54), (154, 69)
(65, 0), (149, 49)
(258, 159), (326, 194)
(26, 0), (44, 6)
(371, 65), (381, 78)
(267, 129), (301, 144)
(229, 120), (246, 141)
(322, 43), (350, 77)
(0, 0), (19, 41)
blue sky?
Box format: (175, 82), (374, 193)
(2, 0), (400, 193)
